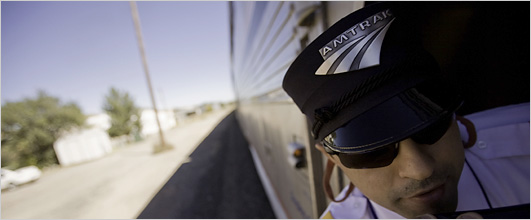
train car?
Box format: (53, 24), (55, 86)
(229, 2), (529, 218)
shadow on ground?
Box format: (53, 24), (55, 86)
(137, 111), (276, 219)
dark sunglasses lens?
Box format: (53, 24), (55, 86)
(337, 144), (398, 169)
(411, 115), (452, 145)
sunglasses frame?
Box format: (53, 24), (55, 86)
(323, 140), (400, 169)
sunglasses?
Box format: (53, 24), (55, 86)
(323, 115), (453, 169)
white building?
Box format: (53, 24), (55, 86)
(140, 109), (176, 136)
(53, 128), (112, 166)
(53, 109), (177, 166)
(86, 113), (111, 131)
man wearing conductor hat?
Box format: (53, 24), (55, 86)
(282, 2), (529, 219)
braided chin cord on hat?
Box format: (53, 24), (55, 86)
(313, 107), (335, 137)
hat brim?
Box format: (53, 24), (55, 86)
(323, 80), (462, 154)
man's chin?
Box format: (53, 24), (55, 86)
(397, 206), (457, 219)
(395, 199), (458, 218)
(396, 191), (458, 217)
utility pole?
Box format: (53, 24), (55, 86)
(130, 1), (172, 153)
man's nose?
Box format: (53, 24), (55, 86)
(395, 139), (435, 180)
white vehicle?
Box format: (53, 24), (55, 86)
(1, 166), (42, 190)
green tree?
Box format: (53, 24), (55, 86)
(103, 87), (142, 138)
(1, 91), (86, 169)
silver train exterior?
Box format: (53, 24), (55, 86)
(229, 2), (363, 218)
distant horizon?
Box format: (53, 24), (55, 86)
(1, 88), (235, 115)
(2, 1), (236, 115)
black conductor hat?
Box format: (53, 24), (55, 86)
(282, 2), (462, 154)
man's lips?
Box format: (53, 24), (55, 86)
(405, 182), (446, 203)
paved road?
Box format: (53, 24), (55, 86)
(137, 111), (276, 219)
(1, 108), (252, 219)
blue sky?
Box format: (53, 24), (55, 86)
(2, 1), (234, 115)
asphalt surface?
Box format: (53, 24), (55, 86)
(1, 108), (246, 219)
(137, 112), (276, 219)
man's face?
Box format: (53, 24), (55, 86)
(329, 119), (465, 218)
